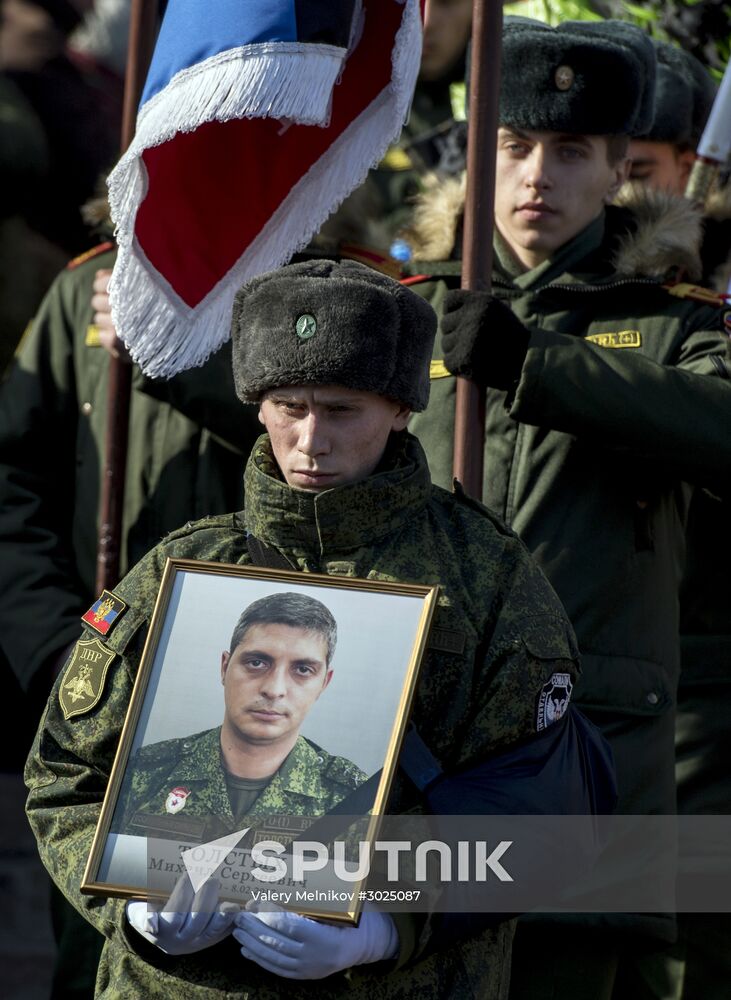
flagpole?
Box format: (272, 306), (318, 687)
(684, 58), (731, 208)
(452, 0), (502, 499)
(95, 0), (158, 594)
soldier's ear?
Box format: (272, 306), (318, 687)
(604, 155), (631, 204)
(677, 149), (695, 188)
(391, 404), (411, 432)
(221, 650), (230, 683)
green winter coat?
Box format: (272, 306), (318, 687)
(0, 246), (260, 706)
(26, 432), (580, 1000)
(406, 191), (731, 940)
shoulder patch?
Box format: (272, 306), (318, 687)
(663, 281), (729, 307)
(379, 145), (413, 171)
(82, 589), (127, 636)
(66, 240), (115, 270)
(536, 672), (573, 731)
(85, 324), (102, 347)
(59, 638), (115, 719)
(586, 330), (641, 349)
(430, 359), (451, 379)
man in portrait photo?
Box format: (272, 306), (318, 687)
(115, 591), (366, 844)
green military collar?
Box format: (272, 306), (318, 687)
(171, 730), (339, 803)
(242, 432), (432, 556)
(173, 727), (225, 782)
(494, 211), (608, 291)
(225, 736), (340, 802)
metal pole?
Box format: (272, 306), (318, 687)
(452, 0), (502, 499)
(95, 0), (158, 594)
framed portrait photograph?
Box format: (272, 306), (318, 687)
(82, 558), (438, 922)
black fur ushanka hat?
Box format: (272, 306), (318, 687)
(230, 259), (437, 412)
(639, 39), (716, 147)
(500, 17), (656, 137)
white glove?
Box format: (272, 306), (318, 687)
(233, 903), (398, 979)
(126, 875), (239, 955)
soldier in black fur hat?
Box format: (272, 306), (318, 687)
(627, 39), (716, 194)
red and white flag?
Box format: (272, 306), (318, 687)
(108, 0), (422, 377)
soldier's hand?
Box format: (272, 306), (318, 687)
(233, 903), (398, 979)
(442, 289), (530, 390)
(92, 268), (133, 364)
(126, 875), (239, 955)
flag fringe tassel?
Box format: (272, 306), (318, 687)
(108, 0), (422, 378)
(138, 42), (343, 148)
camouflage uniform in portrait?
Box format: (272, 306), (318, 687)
(116, 728), (367, 842)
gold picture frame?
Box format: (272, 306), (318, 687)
(81, 557), (438, 923)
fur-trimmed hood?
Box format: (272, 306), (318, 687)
(403, 173), (705, 282)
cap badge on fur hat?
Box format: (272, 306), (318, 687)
(554, 65), (575, 91)
(500, 17), (656, 136)
(296, 314), (317, 340)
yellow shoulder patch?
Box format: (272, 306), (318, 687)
(430, 359), (451, 379)
(449, 81), (467, 122)
(59, 638), (115, 720)
(586, 330), (641, 349)
(66, 240), (115, 271)
(85, 325), (101, 347)
(664, 282), (728, 307)
(379, 146), (413, 171)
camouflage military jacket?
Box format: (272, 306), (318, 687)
(26, 432), (579, 1000)
(116, 729), (366, 842)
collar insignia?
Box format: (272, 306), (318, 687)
(166, 787), (191, 814)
